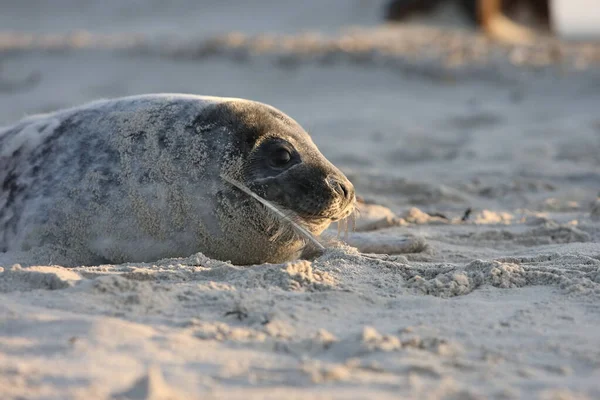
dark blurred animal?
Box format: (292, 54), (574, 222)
(385, 0), (550, 43)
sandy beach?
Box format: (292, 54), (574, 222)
(1, 1), (600, 399)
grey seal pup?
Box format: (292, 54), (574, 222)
(0, 94), (355, 266)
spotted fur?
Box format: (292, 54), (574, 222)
(0, 94), (355, 265)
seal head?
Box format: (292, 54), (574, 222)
(197, 99), (355, 263)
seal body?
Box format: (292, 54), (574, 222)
(0, 94), (355, 265)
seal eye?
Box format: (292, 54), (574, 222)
(270, 148), (292, 168)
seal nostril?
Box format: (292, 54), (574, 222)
(343, 181), (356, 202)
(338, 181), (349, 198)
(328, 176), (353, 201)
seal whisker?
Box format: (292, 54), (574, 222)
(337, 218), (346, 239)
(221, 174), (325, 252)
(344, 217), (349, 241)
(335, 203), (358, 241)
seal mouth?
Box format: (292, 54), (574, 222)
(297, 197), (357, 227)
(292, 178), (356, 225)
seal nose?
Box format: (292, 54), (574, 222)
(327, 175), (355, 203)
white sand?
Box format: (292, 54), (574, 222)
(1, 1), (600, 399)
